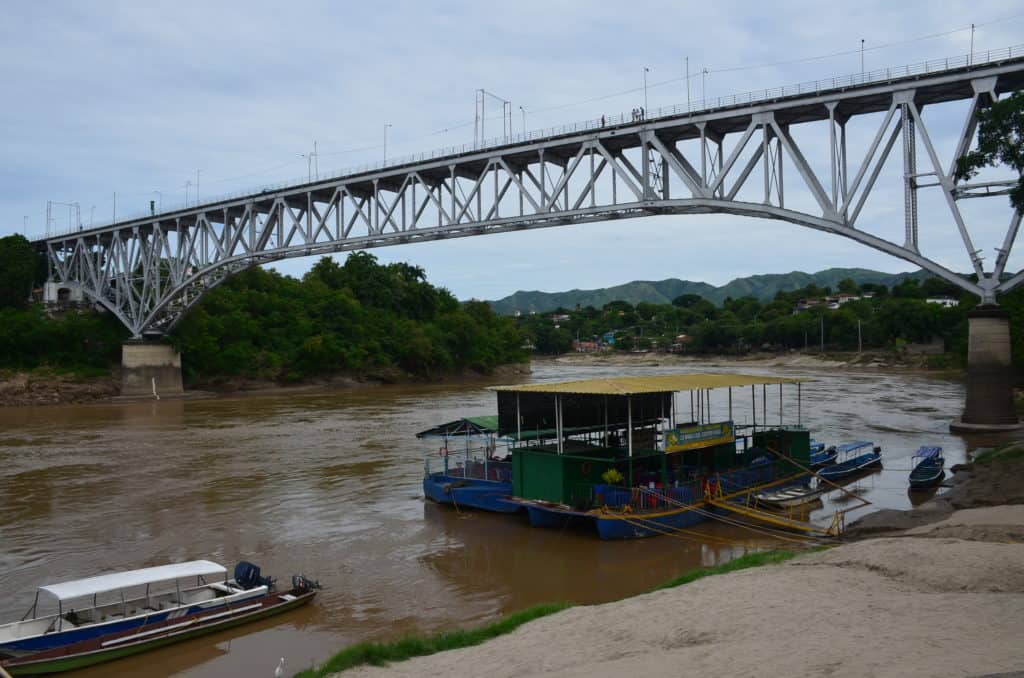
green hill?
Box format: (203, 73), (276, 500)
(488, 268), (933, 314)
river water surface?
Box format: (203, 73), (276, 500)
(0, 360), (1012, 676)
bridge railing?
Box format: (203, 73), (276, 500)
(39, 44), (1024, 241)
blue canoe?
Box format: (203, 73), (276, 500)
(909, 446), (945, 489)
(817, 441), (882, 481)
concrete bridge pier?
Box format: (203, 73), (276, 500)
(120, 340), (184, 399)
(951, 306), (1020, 432)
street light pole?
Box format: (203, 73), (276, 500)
(384, 123), (392, 162)
(185, 180), (191, 207)
(519, 106), (526, 134)
(196, 170), (201, 204)
(685, 56), (690, 110)
(702, 67), (708, 104)
(643, 67), (649, 114)
(860, 39), (865, 75)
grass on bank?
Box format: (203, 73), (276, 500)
(973, 445), (1024, 465)
(294, 549), (804, 677)
(654, 549), (800, 590)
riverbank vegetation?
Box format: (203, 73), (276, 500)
(0, 237), (528, 385)
(294, 550), (801, 678)
(0, 234), (125, 374)
(170, 254), (527, 384)
(516, 275), (1006, 371)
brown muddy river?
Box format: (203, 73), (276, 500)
(0, 360), (1013, 676)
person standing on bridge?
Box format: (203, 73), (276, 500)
(601, 115), (606, 127)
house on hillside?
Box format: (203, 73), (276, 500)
(926, 296), (959, 308)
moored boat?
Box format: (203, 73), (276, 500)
(809, 445), (838, 469)
(488, 374), (815, 539)
(909, 446), (945, 489)
(418, 416), (519, 513)
(817, 441), (882, 482)
(0, 560), (319, 675)
(754, 480), (826, 508)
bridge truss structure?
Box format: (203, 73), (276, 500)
(38, 48), (1024, 337)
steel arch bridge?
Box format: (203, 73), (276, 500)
(37, 47), (1024, 337)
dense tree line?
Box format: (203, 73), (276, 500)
(517, 276), (983, 367)
(0, 234), (125, 372)
(0, 237), (527, 381)
(170, 254), (528, 383)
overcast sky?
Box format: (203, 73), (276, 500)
(2, 1), (1023, 300)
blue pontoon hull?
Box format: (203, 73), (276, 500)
(422, 473), (519, 513)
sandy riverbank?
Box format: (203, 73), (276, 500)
(329, 458), (1024, 678)
(0, 362), (532, 407)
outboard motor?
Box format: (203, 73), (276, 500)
(234, 561), (276, 590)
(291, 574), (321, 594)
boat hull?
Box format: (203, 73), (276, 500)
(2, 590), (316, 676)
(520, 501), (709, 539)
(593, 505), (707, 539)
(909, 459), (945, 489)
(754, 484), (825, 508)
(817, 452), (882, 482)
(422, 473), (519, 513)
(0, 587), (268, 657)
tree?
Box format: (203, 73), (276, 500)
(955, 91), (1024, 211)
(837, 278), (859, 294)
(671, 293), (703, 308)
(0, 234), (42, 309)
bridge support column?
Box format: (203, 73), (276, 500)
(951, 306), (1020, 432)
(120, 340), (184, 398)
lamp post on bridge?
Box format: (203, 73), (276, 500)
(643, 67), (649, 116)
(519, 106), (526, 134)
(185, 180), (191, 207)
(384, 123), (392, 162)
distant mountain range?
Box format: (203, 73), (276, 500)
(487, 268), (934, 315)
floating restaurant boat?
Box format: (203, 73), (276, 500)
(0, 560), (319, 675)
(423, 373), (827, 539)
(816, 441), (882, 482)
(908, 446), (945, 489)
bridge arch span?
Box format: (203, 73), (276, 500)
(39, 49), (1024, 336)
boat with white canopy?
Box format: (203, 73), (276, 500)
(0, 560), (319, 675)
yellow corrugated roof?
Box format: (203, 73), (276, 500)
(491, 373), (811, 395)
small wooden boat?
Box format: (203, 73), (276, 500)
(754, 481), (825, 508)
(0, 560), (319, 675)
(909, 446), (945, 489)
(817, 441), (882, 482)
